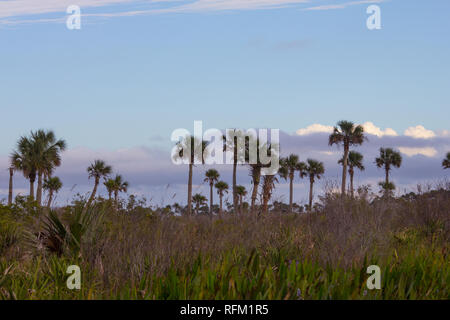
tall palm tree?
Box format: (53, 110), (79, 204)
(304, 159), (325, 211)
(11, 135), (39, 201)
(329, 121), (365, 196)
(261, 175), (278, 215)
(111, 174), (129, 209)
(225, 129), (246, 213)
(215, 181), (229, 216)
(175, 135), (208, 215)
(192, 193), (207, 215)
(236, 185), (247, 214)
(338, 151), (364, 198)
(8, 167), (14, 205)
(279, 154), (302, 213)
(86, 160), (112, 208)
(443, 152), (450, 169)
(31, 130), (67, 206)
(43, 176), (63, 208)
(248, 163), (262, 214)
(375, 147), (402, 195)
(104, 179), (115, 201)
(204, 169), (220, 215)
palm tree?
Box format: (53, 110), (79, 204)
(104, 179), (115, 201)
(443, 152), (450, 169)
(175, 135), (208, 215)
(329, 121), (365, 196)
(225, 129), (246, 213)
(375, 147), (402, 195)
(31, 130), (67, 206)
(261, 175), (278, 215)
(192, 193), (207, 215)
(248, 163), (262, 214)
(304, 159), (325, 211)
(8, 167), (13, 205)
(204, 169), (220, 215)
(43, 176), (63, 208)
(236, 185), (247, 214)
(338, 151), (364, 198)
(279, 154), (303, 213)
(11, 135), (38, 201)
(215, 181), (229, 215)
(86, 160), (112, 208)
(111, 174), (129, 209)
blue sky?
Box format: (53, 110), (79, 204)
(1, 0), (449, 205)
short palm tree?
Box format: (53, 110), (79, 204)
(279, 154), (303, 213)
(215, 181), (229, 215)
(236, 185), (247, 214)
(8, 167), (14, 205)
(192, 193), (207, 215)
(204, 169), (220, 215)
(338, 151), (364, 198)
(86, 160), (112, 208)
(111, 174), (129, 208)
(11, 135), (39, 201)
(261, 175), (278, 215)
(175, 135), (208, 215)
(304, 159), (325, 211)
(375, 147), (402, 196)
(329, 121), (365, 196)
(43, 176), (63, 208)
(443, 152), (450, 169)
(104, 179), (115, 201)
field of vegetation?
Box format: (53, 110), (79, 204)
(0, 185), (448, 300)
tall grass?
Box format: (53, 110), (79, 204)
(0, 188), (448, 300)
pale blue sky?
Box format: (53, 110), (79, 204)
(1, 0), (449, 153)
(1, 0), (450, 204)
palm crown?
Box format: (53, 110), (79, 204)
(87, 160), (112, 180)
(443, 152), (450, 169)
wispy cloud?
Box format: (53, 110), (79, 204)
(303, 0), (385, 11)
(0, 0), (390, 25)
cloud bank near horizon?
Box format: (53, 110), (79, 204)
(0, 122), (448, 206)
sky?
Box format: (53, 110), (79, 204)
(0, 0), (449, 206)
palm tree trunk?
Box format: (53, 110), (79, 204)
(209, 183), (213, 215)
(350, 170), (354, 198)
(232, 148), (238, 213)
(108, 191), (112, 201)
(385, 167), (389, 184)
(114, 190), (119, 210)
(289, 175), (293, 213)
(250, 168), (260, 215)
(47, 191), (53, 209)
(219, 194), (223, 215)
(8, 168), (13, 205)
(87, 177), (99, 207)
(341, 145), (349, 195)
(187, 163), (193, 215)
(29, 173), (36, 201)
(36, 172), (43, 206)
(309, 178), (314, 211)
(239, 195), (243, 214)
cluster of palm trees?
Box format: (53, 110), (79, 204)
(4, 124), (450, 213)
(7, 130), (129, 209)
(9, 129), (66, 206)
(179, 120), (449, 215)
(85, 160), (129, 210)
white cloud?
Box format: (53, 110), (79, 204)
(404, 125), (436, 139)
(296, 124), (333, 136)
(362, 121), (398, 137)
(398, 147), (438, 158)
